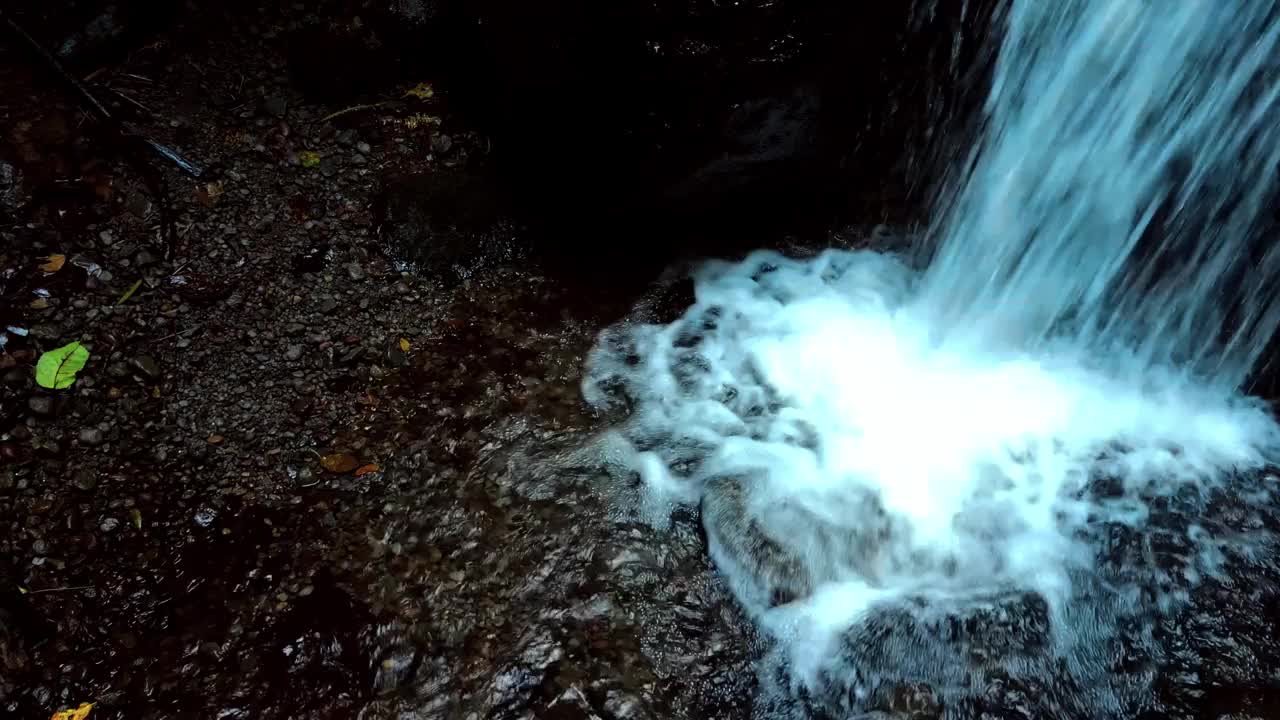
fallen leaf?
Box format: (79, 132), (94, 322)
(398, 338), (410, 352)
(40, 254), (67, 273)
(129, 508), (142, 529)
(117, 279), (143, 305)
(30, 298), (49, 309)
(51, 702), (94, 720)
(403, 82), (435, 101)
(297, 150), (322, 168)
(207, 434), (224, 444)
(320, 453), (359, 473)
(195, 181), (224, 206)
(35, 341), (91, 390)
(355, 463), (381, 476)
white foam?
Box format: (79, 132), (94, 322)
(583, 247), (1280, 703)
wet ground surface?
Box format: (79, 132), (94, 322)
(0, 4), (760, 717)
(5, 3), (1280, 720)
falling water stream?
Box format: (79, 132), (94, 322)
(583, 0), (1280, 717)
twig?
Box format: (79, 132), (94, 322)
(0, 10), (204, 179)
(23, 584), (94, 594)
(150, 323), (205, 344)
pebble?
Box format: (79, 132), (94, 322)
(346, 263), (366, 281)
(285, 344), (304, 361)
(356, 141), (371, 154)
(317, 298), (339, 314)
(100, 517), (120, 532)
(130, 355), (161, 379)
(28, 395), (54, 416)
(79, 427), (105, 446)
(73, 468), (99, 490)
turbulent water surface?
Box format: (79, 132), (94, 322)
(582, 1), (1280, 717)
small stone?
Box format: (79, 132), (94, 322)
(107, 361), (131, 379)
(346, 262), (366, 281)
(99, 229), (115, 245)
(356, 141), (371, 154)
(317, 298), (339, 314)
(100, 517), (120, 532)
(32, 539), (49, 555)
(285, 344), (303, 361)
(78, 427), (105, 446)
(130, 355), (161, 379)
(72, 468), (99, 490)
(28, 395), (54, 416)
(431, 134), (453, 154)
(135, 248), (158, 266)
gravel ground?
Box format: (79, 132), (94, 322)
(0, 5), (756, 718)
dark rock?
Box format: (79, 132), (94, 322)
(317, 298), (339, 315)
(78, 427), (105, 447)
(261, 95), (289, 119)
(0, 161), (27, 218)
(27, 395), (54, 417)
(129, 355), (161, 379)
(374, 169), (519, 280)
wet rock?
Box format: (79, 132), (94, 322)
(375, 169), (517, 280)
(0, 160), (26, 217)
(261, 95), (289, 118)
(77, 427), (105, 446)
(129, 355), (161, 379)
(27, 395), (54, 417)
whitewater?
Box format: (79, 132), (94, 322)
(583, 0), (1280, 717)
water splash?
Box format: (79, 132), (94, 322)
(921, 0), (1280, 388)
(584, 0), (1280, 716)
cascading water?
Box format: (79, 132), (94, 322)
(583, 0), (1280, 717)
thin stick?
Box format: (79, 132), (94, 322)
(0, 9), (205, 179)
(24, 584), (94, 594)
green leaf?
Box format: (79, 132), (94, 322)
(35, 341), (91, 390)
(298, 150), (322, 168)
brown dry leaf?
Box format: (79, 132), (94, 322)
(354, 463), (381, 477)
(40, 254), (67, 273)
(195, 181), (225, 206)
(129, 508), (142, 529)
(207, 434), (224, 444)
(402, 82), (435, 101)
(320, 453), (359, 473)
(30, 298), (49, 309)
